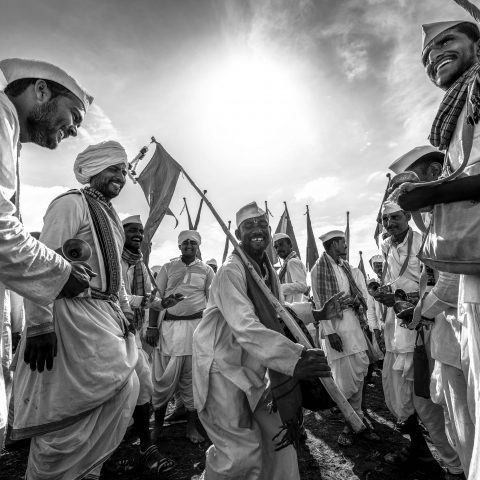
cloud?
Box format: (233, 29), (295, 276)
(20, 184), (69, 232)
(79, 104), (121, 145)
(295, 177), (342, 202)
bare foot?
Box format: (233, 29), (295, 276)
(186, 411), (205, 444)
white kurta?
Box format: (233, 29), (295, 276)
(279, 255), (308, 303)
(12, 191), (139, 480)
(0, 93), (72, 436)
(192, 254), (304, 479)
(447, 104), (480, 480)
(310, 256), (368, 407)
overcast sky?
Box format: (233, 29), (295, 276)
(1, 0), (471, 272)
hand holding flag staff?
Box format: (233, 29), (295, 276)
(128, 138), (365, 434)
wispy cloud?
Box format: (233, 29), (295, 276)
(295, 177), (342, 203)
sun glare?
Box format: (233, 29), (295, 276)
(197, 53), (314, 159)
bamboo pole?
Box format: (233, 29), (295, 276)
(180, 167), (365, 433)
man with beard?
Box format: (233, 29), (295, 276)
(377, 201), (461, 478)
(0, 58), (94, 452)
(398, 24), (480, 480)
(273, 233), (308, 303)
(121, 215), (178, 475)
(311, 230), (373, 446)
(391, 145), (471, 476)
(146, 230), (214, 444)
(12, 141), (140, 480)
(192, 201), (337, 479)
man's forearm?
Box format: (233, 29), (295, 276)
(398, 175), (480, 211)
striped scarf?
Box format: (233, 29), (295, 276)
(278, 250), (297, 283)
(314, 253), (366, 315)
(429, 62), (480, 151)
(82, 187), (121, 300)
(122, 248), (145, 329)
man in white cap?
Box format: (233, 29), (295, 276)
(206, 258), (218, 273)
(192, 201), (340, 479)
(311, 230), (375, 446)
(273, 232), (308, 303)
(399, 21), (480, 477)
(0, 59), (94, 449)
(377, 200), (461, 477)
(391, 146), (473, 476)
(121, 214), (178, 475)
(146, 230), (214, 444)
(11, 140), (140, 479)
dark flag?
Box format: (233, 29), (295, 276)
(345, 211), (350, 263)
(137, 142), (181, 264)
(180, 197), (195, 230)
(305, 205), (318, 271)
(358, 251), (367, 281)
(275, 202), (301, 259)
(264, 201), (278, 265)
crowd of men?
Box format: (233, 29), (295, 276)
(1, 15), (480, 480)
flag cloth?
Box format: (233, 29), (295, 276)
(305, 205), (318, 272)
(180, 198), (194, 230)
(275, 202), (301, 260)
(137, 142), (181, 264)
(194, 192), (206, 229)
(345, 211), (350, 263)
(358, 251), (367, 281)
(264, 201), (278, 265)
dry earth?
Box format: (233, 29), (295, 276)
(0, 372), (449, 479)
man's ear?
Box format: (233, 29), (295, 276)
(178, 244), (181, 252)
(33, 79), (52, 104)
(405, 212), (412, 221)
(429, 162), (443, 179)
(234, 228), (241, 241)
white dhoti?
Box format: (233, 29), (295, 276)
(431, 360), (473, 476)
(382, 351), (462, 473)
(26, 372), (139, 480)
(199, 372), (299, 480)
(135, 333), (153, 406)
(459, 302), (480, 480)
(152, 351), (194, 410)
(329, 351), (368, 415)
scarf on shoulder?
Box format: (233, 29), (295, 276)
(278, 250), (297, 283)
(122, 248), (145, 329)
(430, 62), (480, 151)
(82, 187), (121, 300)
(315, 252), (367, 318)
(232, 247), (305, 451)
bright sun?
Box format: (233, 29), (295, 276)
(196, 53), (314, 158)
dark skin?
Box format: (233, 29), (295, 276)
(273, 237), (292, 260)
(235, 215), (334, 380)
(400, 28), (480, 211)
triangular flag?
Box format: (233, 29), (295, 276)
(275, 202), (301, 259)
(305, 205), (318, 272)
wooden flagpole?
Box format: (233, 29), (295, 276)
(179, 167), (365, 433)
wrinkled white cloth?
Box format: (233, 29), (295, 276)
(0, 92), (70, 438)
(12, 189), (138, 479)
(199, 372), (299, 480)
(279, 255), (307, 303)
(74, 140), (127, 185)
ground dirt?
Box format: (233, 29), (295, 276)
(0, 372), (450, 479)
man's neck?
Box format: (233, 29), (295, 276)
(392, 228), (409, 245)
(125, 245), (140, 255)
(327, 250), (340, 264)
(181, 255), (196, 265)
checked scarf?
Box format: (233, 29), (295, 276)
(232, 248), (304, 451)
(278, 250), (297, 283)
(122, 248), (146, 329)
(430, 62), (480, 151)
(82, 187), (121, 300)
(314, 252), (367, 321)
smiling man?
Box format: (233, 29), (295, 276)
(12, 141), (140, 480)
(0, 58), (94, 449)
(121, 215), (177, 475)
(397, 20), (480, 480)
(192, 202), (337, 480)
(146, 230), (214, 445)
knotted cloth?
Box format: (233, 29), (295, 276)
(429, 62), (480, 151)
(74, 140), (128, 185)
(122, 248), (145, 329)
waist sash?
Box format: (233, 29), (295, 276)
(164, 310), (203, 321)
